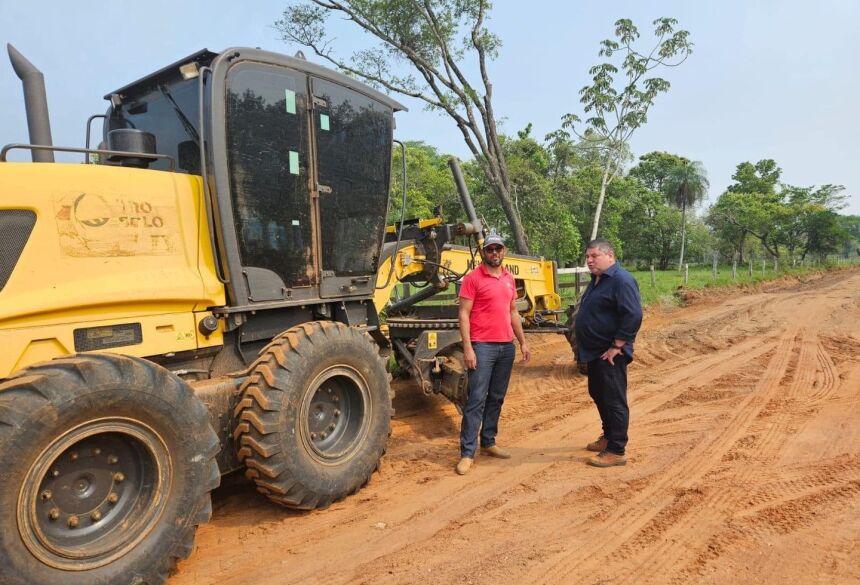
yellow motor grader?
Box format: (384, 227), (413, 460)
(0, 44), (572, 585)
(373, 157), (570, 408)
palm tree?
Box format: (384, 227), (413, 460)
(665, 160), (709, 271)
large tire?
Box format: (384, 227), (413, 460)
(0, 354), (220, 585)
(234, 321), (392, 510)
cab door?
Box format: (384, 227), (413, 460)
(222, 62), (317, 302)
(310, 77), (393, 298)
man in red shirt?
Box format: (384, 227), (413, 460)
(456, 231), (531, 475)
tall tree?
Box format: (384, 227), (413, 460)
(707, 159), (783, 262)
(628, 151), (688, 193)
(665, 160), (708, 270)
(275, 0), (531, 253)
(560, 17), (692, 241)
(465, 125), (582, 264)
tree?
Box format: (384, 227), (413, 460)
(617, 184), (681, 269)
(465, 125), (582, 264)
(388, 141), (459, 224)
(665, 159), (708, 270)
(628, 150), (688, 193)
(275, 0), (531, 253)
(708, 190), (783, 259)
(727, 159), (781, 196)
(560, 17), (692, 242)
(838, 215), (860, 257)
(707, 159), (783, 262)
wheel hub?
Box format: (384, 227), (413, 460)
(302, 367), (370, 463)
(18, 418), (171, 571)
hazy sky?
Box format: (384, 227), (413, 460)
(1, 0), (858, 215)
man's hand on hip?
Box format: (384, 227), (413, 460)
(601, 346), (623, 366)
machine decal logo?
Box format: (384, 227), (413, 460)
(55, 192), (179, 257)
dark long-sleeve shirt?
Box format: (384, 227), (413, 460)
(574, 263), (643, 363)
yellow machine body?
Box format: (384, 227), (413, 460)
(374, 242), (563, 324)
(0, 163), (225, 377)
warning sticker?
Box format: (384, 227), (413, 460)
(54, 192), (180, 257)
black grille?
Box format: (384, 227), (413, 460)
(0, 210), (37, 292)
(73, 323), (143, 352)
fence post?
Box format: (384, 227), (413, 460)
(732, 258), (737, 280)
(712, 253), (718, 280)
(774, 258), (779, 273)
(650, 264), (656, 287)
(761, 259), (766, 276)
(748, 258), (753, 277)
(684, 263), (689, 284)
(574, 270), (582, 298)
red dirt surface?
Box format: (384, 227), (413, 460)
(170, 268), (860, 585)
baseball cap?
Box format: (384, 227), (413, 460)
(482, 230), (506, 249)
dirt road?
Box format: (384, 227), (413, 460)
(171, 269), (860, 585)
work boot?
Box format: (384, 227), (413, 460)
(480, 445), (511, 459)
(586, 435), (608, 452)
(455, 457), (474, 475)
(587, 451), (627, 467)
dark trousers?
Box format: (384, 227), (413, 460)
(587, 355), (629, 455)
(459, 342), (515, 458)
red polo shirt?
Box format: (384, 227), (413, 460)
(459, 263), (516, 342)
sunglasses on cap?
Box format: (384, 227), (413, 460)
(484, 246), (504, 254)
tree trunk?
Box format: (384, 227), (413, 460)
(677, 199), (687, 272)
(589, 167), (612, 241)
(737, 231), (746, 265)
(490, 180), (529, 254)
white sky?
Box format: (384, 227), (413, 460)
(1, 0), (858, 215)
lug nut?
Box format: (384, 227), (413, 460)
(41, 490), (52, 501)
(310, 432), (317, 440)
(68, 516), (79, 528)
(107, 492), (119, 505)
(332, 396), (339, 403)
(334, 409), (341, 417)
(52, 469), (60, 478)
(93, 448), (101, 456)
(107, 455), (118, 465)
(91, 510), (102, 522)
(320, 432), (328, 439)
(49, 508), (60, 520)
(70, 452), (78, 461)
(328, 423), (336, 431)
(113, 472), (125, 483)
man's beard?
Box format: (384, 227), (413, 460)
(484, 256), (502, 267)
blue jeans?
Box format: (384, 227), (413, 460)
(459, 342), (516, 458)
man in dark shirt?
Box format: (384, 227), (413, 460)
(574, 238), (643, 467)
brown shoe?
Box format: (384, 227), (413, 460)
(455, 457), (474, 475)
(586, 435), (608, 452)
(587, 451), (627, 467)
(480, 445), (511, 459)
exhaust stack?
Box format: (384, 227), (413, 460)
(447, 157), (483, 238)
(8, 44), (54, 162)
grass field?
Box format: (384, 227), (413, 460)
(558, 258), (860, 306)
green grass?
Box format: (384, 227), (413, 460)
(558, 258), (860, 307)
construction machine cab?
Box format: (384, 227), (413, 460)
(103, 48), (405, 320)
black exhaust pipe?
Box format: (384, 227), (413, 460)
(8, 44), (54, 162)
(447, 157), (482, 237)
